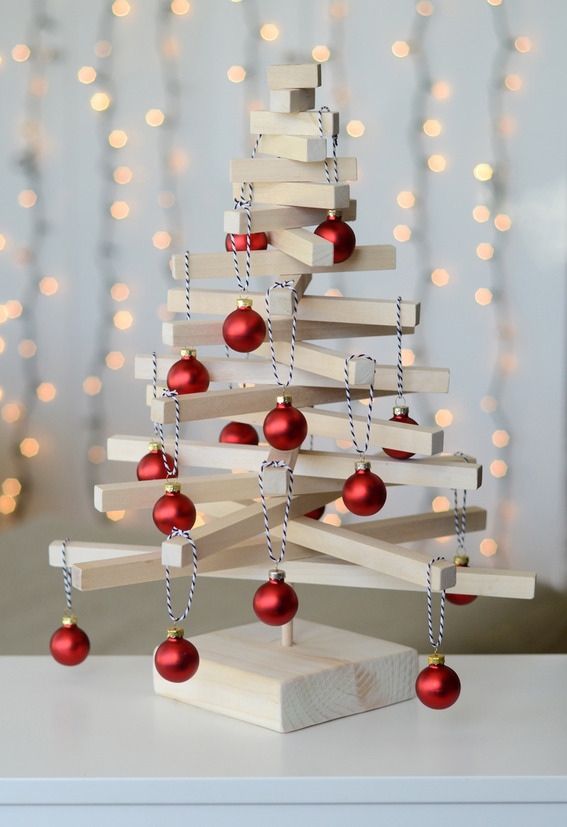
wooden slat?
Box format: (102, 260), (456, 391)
(167, 276), (313, 317)
(257, 134), (327, 163)
(223, 202), (357, 234)
(234, 181), (350, 210)
(256, 341), (376, 386)
(230, 157), (357, 184)
(250, 109), (338, 136)
(350, 507), (487, 543)
(294, 296), (420, 327)
(269, 87), (315, 112)
(267, 63), (321, 90)
(267, 227), (335, 267)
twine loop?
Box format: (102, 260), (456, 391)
(265, 280), (299, 388)
(258, 460), (294, 567)
(344, 353), (376, 458)
(164, 528), (198, 624)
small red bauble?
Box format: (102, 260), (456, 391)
(446, 555), (478, 606)
(253, 570), (298, 626)
(342, 461), (387, 516)
(152, 481), (196, 535)
(415, 653), (461, 710)
(222, 298), (266, 353)
(382, 405), (419, 460)
(263, 395), (308, 451)
(154, 626), (199, 683)
(166, 348), (209, 395)
(314, 210), (356, 263)
(136, 441), (177, 481)
(219, 421), (259, 445)
(305, 505), (325, 520)
(50, 615), (90, 666)
(225, 232), (268, 252)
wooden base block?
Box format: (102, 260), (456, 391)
(153, 620), (418, 732)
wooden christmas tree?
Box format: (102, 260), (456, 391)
(49, 63), (535, 732)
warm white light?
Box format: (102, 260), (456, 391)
(78, 66), (97, 84)
(113, 166), (133, 184)
(36, 383), (56, 402)
(432, 496), (450, 512)
(475, 287), (493, 306)
(435, 409), (453, 427)
(392, 41), (410, 58)
(39, 277), (59, 296)
(146, 108), (165, 127)
(490, 460), (508, 478)
(18, 190), (37, 208)
(90, 92), (111, 112)
(113, 310), (133, 330)
(110, 201), (130, 220)
(423, 118), (442, 137)
(171, 0), (191, 13)
(476, 242), (494, 260)
(492, 429), (510, 447)
(474, 163), (493, 182)
(431, 268), (450, 286)
(152, 231), (172, 249)
(108, 130), (128, 148)
(12, 44), (31, 62)
(227, 65), (246, 83)
(312, 45), (331, 62)
(480, 537), (498, 557)
(346, 120), (365, 137)
(427, 154), (446, 172)
(83, 376), (102, 396)
(20, 437), (39, 458)
(112, 0), (131, 16)
(110, 282), (130, 301)
(397, 191), (415, 208)
(494, 213), (512, 231)
(393, 224), (411, 242)
(472, 205), (490, 223)
(431, 81), (451, 99)
(260, 23), (280, 41)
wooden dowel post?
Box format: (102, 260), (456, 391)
(281, 619), (294, 647)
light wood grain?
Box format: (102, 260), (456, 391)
(234, 181), (350, 210)
(267, 227), (335, 266)
(257, 134), (327, 162)
(269, 87), (316, 112)
(267, 63), (322, 90)
(230, 157), (357, 183)
(223, 202), (357, 234)
(250, 109), (338, 137)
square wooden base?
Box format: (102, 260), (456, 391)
(153, 620), (418, 732)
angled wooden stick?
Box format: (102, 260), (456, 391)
(223, 202), (357, 234)
(230, 157), (357, 183)
(167, 275), (313, 317)
(234, 181), (350, 210)
(250, 109), (338, 136)
(256, 134), (327, 163)
(270, 87), (315, 113)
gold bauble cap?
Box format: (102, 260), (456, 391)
(147, 441), (161, 452)
(276, 394), (292, 405)
(166, 626), (184, 639)
(355, 459), (371, 472)
(393, 405), (409, 417)
(236, 297), (253, 309)
(180, 348), (196, 358)
(164, 481), (181, 494)
(62, 614), (78, 627)
(327, 209), (342, 218)
(454, 554), (469, 567)
(268, 569), (286, 582)
(428, 652), (445, 666)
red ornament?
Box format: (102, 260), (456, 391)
(263, 395), (308, 451)
(415, 653), (461, 710)
(382, 405), (419, 460)
(166, 348), (209, 395)
(222, 298), (266, 353)
(154, 626), (200, 683)
(253, 570), (298, 626)
(219, 421), (259, 445)
(314, 210), (356, 263)
(136, 441), (177, 481)
(50, 615), (90, 666)
(342, 460), (387, 516)
(305, 505), (326, 520)
(152, 481), (196, 535)
(446, 555), (478, 606)
(225, 232), (268, 252)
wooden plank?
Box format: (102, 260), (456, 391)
(234, 181), (350, 210)
(257, 134), (327, 163)
(351, 507), (487, 543)
(49, 540), (156, 566)
(262, 446), (300, 495)
(256, 341), (376, 386)
(230, 157), (357, 184)
(171, 245), (396, 280)
(168, 276), (313, 317)
(250, 109), (338, 137)
(223, 202), (357, 234)
(269, 87), (316, 112)
(267, 63), (321, 90)
(295, 296), (420, 327)
(267, 227), (335, 266)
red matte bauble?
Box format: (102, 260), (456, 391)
(222, 305), (266, 353)
(50, 619), (90, 666)
(136, 446), (177, 481)
(219, 421), (259, 445)
(225, 232), (268, 252)
(154, 634), (200, 683)
(342, 465), (387, 516)
(415, 661), (461, 710)
(152, 486), (196, 535)
(314, 211), (356, 263)
(305, 505), (325, 520)
(263, 397), (308, 451)
(166, 350), (209, 395)
(446, 558), (478, 605)
(383, 410), (419, 460)
(253, 576), (299, 626)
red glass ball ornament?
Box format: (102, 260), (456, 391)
(152, 482), (196, 535)
(219, 421), (259, 445)
(314, 210), (356, 263)
(446, 555), (478, 605)
(136, 442), (177, 481)
(263, 395), (308, 451)
(342, 461), (387, 516)
(166, 348), (209, 395)
(305, 505), (325, 520)
(222, 299), (266, 353)
(225, 232), (268, 252)
(415, 654), (461, 710)
(154, 627), (199, 683)
(382, 405), (419, 460)
(50, 615), (90, 666)
(253, 570), (299, 626)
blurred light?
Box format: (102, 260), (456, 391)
(90, 92), (111, 112)
(227, 65), (246, 83)
(83, 376), (102, 396)
(397, 191), (415, 209)
(0, 495), (17, 515)
(146, 108), (165, 127)
(505, 74), (522, 91)
(168, 149), (189, 172)
(492, 429), (510, 448)
(106, 351), (125, 370)
(490, 460), (508, 478)
(110, 282), (130, 301)
(162, 36), (180, 59)
(260, 23), (279, 41)
(346, 120), (365, 137)
(472, 205), (490, 222)
(480, 395), (497, 413)
(87, 445), (106, 464)
(423, 118), (442, 137)
(435, 409), (453, 427)
(498, 115), (516, 135)
(334, 498), (349, 514)
(1, 403), (22, 423)
(476, 242), (494, 260)
(30, 76), (48, 97)
(336, 439), (353, 450)
(112, 0), (131, 16)
(480, 537), (498, 557)
(325, 288), (343, 297)
(2, 478), (21, 497)
(402, 348), (415, 366)
(171, 0), (191, 13)
(329, 1), (348, 17)
(6, 300), (23, 319)
(392, 41), (410, 58)
(312, 45), (331, 62)
(499, 353), (517, 373)
(514, 36), (532, 53)
(113, 166), (132, 184)
(0, 234), (6, 250)
(94, 41), (112, 58)
(157, 304), (175, 322)
(108, 130), (128, 148)
(322, 513), (341, 527)
(474, 163), (493, 181)
(20, 438), (39, 458)
(110, 201), (130, 219)
(18, 190), (37, 208)
(152, 231), (172, 249)
(487, 0), (503, 5)
(431, 268), (450, 286)
(12, 44), (31, 62)
(78, 66), (97, 84)
(475, 287), (493, 305)
(36, 382), (56, 402)
(106, 510), (126, 522)
(39, 276), (59, 296)
(427, 154), (446, 172)
(494, 213), (512, 231)
(0, 307), (7, 324)
(18, 339), (37, 358)
(417, 1), (434, 14)
(393, 224), (411, 242)
(432, 496), (450, 512)
(158, 191), (176, 208)
(431, 81), (451, 99)
(0, 338), (4, 354)
(113, 310), (133, 330)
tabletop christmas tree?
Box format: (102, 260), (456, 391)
(49, 63), (535, 732)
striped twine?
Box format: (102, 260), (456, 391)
(184, 250), (191, 320)
(165, 528), (198, 623)
(344, 353), (376, 457)
(258, 460), (294, 566)
(265, 280), (298, 388)
(60, 537), (73, 612)
(317, 106), (339, 183)
(395, 295), (405, 403)
(453, 452), (470, 553)
(228, 135), (261, 295)
(426, 557), (446, 650)
(157, 387), (180, 477)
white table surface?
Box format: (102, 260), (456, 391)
(1, 654), (566, 825)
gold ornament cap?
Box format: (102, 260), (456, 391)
(276, 394), (292, 405)
(236, 297), (253, 309)
(454, 554), (469, 566)
(327, 209), (342, 219)
(166, 626), (185, 639)
(268, 569), (286, 582)
(355, 459), (371, 472)
(180, 347), (196, 358)
(393, 404), (409, 417)
(428, 652), (445, 666)
(147, 440), (161, 452)
(164, 481), (181, 494)
(62, 613), (78, 627)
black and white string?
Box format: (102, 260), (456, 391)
(164, 528), (198, 624)
(265, 281), (299, 388)
(344, 353), (376, 459)
(152, 350), (180, 477)
(426, 556), (446, 651)
(317, 105), (339, 184)
(228, 134), (261, 295)
(59, 538), (73, 613)
(258, 460), (294, 567)
(453, 452), (470, 555)
(395, 295), (405, 403)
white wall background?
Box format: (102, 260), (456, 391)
(0, 0), (565, 587)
